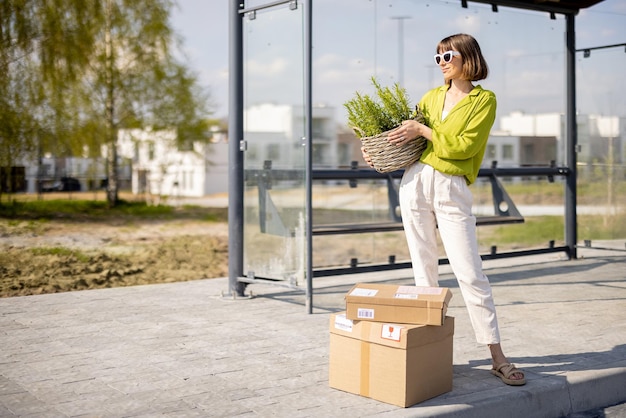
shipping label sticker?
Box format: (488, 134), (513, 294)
(394, 293), (418, 299)
(334, 314), (354, 332)
(397, 285), (443, 295)
(350, 288), (379, 297)
(381, 324), (402, 342)
(356, 308), (375, 319)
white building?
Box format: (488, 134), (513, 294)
(244, 103), (337, 169)
(577, 114), (624, 166)
(15, 108), (615, 198)
(483, 134), (520, 168)
(118, 104), (337, 199)
(118, 127), (228, 198)
(495, 111), (624, 167)
(497, 111), (563, 165)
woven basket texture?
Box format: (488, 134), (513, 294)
(360, 131), (427, 173)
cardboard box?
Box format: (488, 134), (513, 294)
(329, 313), (454, 407)
(345, 283), (452, 326)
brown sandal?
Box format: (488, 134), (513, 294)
(491, 362), (526, 386)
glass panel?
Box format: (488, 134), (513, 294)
(472, 176), (566, 253)
(243, 3), (306, 282)
(310, 0), (569, 269)
(312, 177), (410, 270)
(576, 43), (626, 250)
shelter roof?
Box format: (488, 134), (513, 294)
(469, 0), (604, 15)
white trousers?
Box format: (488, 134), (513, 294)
(399, 162), (500, 345)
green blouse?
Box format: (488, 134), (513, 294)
(418, 84), (497, 185)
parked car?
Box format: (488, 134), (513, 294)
(41, 177), (81, 192)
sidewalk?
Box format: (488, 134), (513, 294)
(1, 247), (625, 417)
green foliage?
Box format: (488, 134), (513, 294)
(0, 0), (212, 206)
(344, 77), (417, 137)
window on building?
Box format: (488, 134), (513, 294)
(547, 142), (557, 163)
(312, 118), (326, 139)
(312, 143), (328, 165)
(338, 143), (351, 166)
(267, 144), (280, 161)
(486, 144), (496, 160)
(148, 142), (155, 160)
(523, 144), (534, 163)
(247, 145), (258, 161)
(178, 141), (193, 152)
(503, 144), (514, 160)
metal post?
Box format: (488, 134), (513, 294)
(228, 0), (246, 296)
(305, 0), (313, 314)
(565, 13), (578, 259)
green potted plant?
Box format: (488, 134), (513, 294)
(344, 77), (426, 173)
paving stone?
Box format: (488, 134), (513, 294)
(0, 250), (624, 417)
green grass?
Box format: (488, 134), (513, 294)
(486, 216), (564, 245)
(483, 214), (626, 247)
(502, 181), (564, 204)
(478, 178), (626, 206)
(30, 247), (92, 263)
(0, 199), (227, 223)
(0, 199), (168, 218)
(578, 214), (626, 240)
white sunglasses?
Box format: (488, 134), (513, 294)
(434, 50), (461, 65)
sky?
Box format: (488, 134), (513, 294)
(170, 0), (626, 124)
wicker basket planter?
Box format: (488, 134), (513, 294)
(359, 129), (427, 173)
(345, 78), (428, 173)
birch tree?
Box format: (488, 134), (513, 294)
(0, 0), (211, 206)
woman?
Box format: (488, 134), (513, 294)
(362, 33), (525, 386)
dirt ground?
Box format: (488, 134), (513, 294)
(0, 182), (578, 298)
(0, 215), (229, 298)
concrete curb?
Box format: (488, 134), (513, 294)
(567, 363), (626, 415)
(408, 378), (567, 417)
(408, 366), (626, 418)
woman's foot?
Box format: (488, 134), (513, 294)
(489, 343), (525, 385)
(491, 362), (526, 386)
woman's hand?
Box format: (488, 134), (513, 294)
(387, 120), (431, 145)
(361, 146), (374, 168)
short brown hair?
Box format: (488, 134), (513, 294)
(437, 33), (489, 82)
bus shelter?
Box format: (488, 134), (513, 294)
(227, 0), (623, 313)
